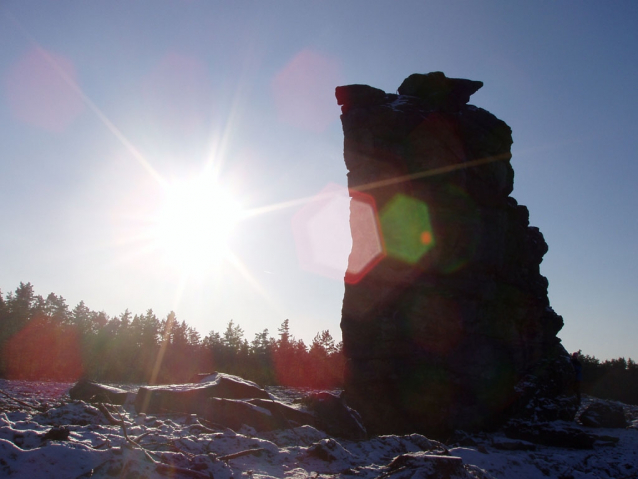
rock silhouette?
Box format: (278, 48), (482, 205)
(337, 72), (577, 437)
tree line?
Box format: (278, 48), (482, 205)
(579, 353), (638, 405)
(0, 282), (344, 388)
(3, 282), (638, 404)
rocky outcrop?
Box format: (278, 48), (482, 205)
(337, 72), (575, 437)
(131, 373), (363, 438)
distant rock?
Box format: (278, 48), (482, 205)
(491, 438), (537, 451)
(132, 373), (374, 437)
(203, 397), (286, 432)
(135, 372), (270, 414)
(580, 402), (628, 428)
(504, 420), (595, 449)
(304, 438), (355, 463)
(385, 452), (474, 478)
(69, 380), (129, 405)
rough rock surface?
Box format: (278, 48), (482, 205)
(69, 380), (129, 405)
(338, 72), (575, 437)
(135, 372), (270, 414)
(303, 392), (367, 441)
(579, 402), (628, 428)
(203, 397), (287, 431)
(247, 398), (316, 428)
(131, 373), (370, 439)
(504, 420), (596, 449)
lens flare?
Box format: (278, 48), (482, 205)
(291, 183), (352, 281)
(291, 184), (385, 284)
(4, 47), (84, 132)
(271, 49), (343, 132)
(346, 190), (386, 284)
(380, 194), (435, 264)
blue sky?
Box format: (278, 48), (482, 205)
(1, 1), (637, 360)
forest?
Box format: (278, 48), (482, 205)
(1, 282), (637, 405)
(0, 282), (343, 388)
(579, 353), (638, 405)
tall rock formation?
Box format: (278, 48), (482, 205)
(337, 72), (576, 437)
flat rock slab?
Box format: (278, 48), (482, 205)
(69, 380), (129, 405)
(135, 372), (270, 414)
(203, 397), (286, 432)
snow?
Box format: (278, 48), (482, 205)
(388, 96), (410, 110)
(163, 372), (270, 394)
(1, 379), (637, 478)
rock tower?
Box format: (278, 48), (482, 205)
(337, 72), (576, 437)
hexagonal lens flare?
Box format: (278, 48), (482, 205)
(380, 194), (435, 264)
(292, 184), (352, 281)
(345, 190), (385, 284)
(291, 184), (385, 284)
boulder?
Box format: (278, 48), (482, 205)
(579, 402), (628, 428)
(303, 392), (366, 440)
(504, 421), (595, 449)
(246, 398), (316, 427)
(337, 73), (575, 437)
(385, 452), (469, 478)
(203, 397), (286, 432)
(491, 438), (536, 451)
(69, 380), (129, 405)
(335, 84), (387, 113)
(510, 354), (579, 423)
(397, 71), (483, 110)
(304, 438), (355, 463)
(41, 426), (71, 442)
(135, 372), (270, 414)
(197, 372), (271, 398)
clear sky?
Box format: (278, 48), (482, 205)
(1, 1), (637, 360)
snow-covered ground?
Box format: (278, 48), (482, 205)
(1, 379), (637, 478)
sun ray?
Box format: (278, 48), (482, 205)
(243, 153), (512, 222)
(351, 152), (511, 194)
(203, 41), (259, 183)
(226, 252), (283, 315)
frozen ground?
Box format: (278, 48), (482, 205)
(1, 379), (637, 478)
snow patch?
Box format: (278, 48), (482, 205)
(0, 380), (637, 478)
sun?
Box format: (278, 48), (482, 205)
(152, 174), (244, 276)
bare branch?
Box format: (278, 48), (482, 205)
(217, 448), (266, 462)
(0, 389), (40, 410)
